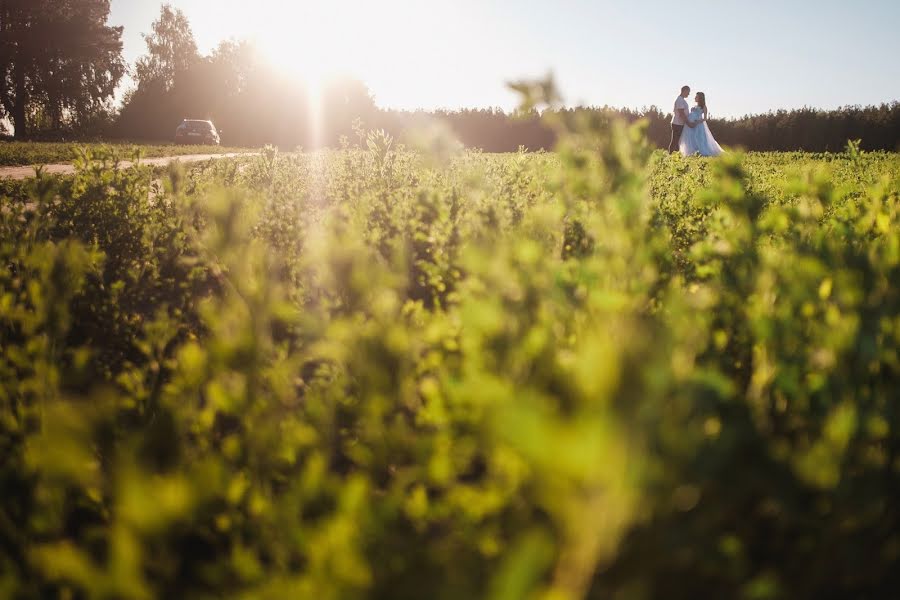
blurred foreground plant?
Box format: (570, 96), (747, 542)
(1, 86), (899, 600)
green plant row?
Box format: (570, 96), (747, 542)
(1, 121), (898, 600)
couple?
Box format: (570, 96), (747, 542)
(668, 85), (724, 157)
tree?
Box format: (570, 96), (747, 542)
(0, 0), (124, 138)
(210, 39), (257, 97)
(134, 4), (199, 90)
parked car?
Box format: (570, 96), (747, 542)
(175, 119), (221, 145)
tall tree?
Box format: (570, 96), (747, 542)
(134, 4), (199, 90)
(210, 39), (257, 97)
(0, 0), (124, 138)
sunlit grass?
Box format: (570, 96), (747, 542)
(0, 141), (252, 167)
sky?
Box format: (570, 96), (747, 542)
(108, 0), (900, 118)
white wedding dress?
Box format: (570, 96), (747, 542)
(679, 106), (724, 157)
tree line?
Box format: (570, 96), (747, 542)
(0, 0), (124, 138)
(2, 2), (899, 152)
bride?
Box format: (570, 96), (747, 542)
(680, 92), (724, 157)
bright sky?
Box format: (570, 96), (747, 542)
(109, 0), (900, 118)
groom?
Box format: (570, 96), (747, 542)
(669, 85), (697, 153)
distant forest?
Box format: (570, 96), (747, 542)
(3, 2), (899, 152)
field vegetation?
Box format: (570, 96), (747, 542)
(0, 141), (251, 168)
(1, 107), (899, 599)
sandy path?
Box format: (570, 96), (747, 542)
(0, 152), (259, 180)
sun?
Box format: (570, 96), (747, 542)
(256, 1), (377, 147)
(257, 1), (378, 89)
(245, 0), (470, 113)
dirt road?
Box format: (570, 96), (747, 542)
(0, 152), (258, 180)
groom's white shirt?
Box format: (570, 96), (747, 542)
(672, 96), (689, 126)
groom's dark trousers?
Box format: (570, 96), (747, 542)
(669, 124), (684, 153)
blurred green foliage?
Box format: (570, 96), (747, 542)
(1, 102), (899, 600)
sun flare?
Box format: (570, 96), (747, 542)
(244, 0), (470, 110)
(257, 1), (386, 88)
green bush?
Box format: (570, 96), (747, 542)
(1, 116), (899, 600)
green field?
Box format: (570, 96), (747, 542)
(2, 124), (899, 599)
(0, 140), (252, 167)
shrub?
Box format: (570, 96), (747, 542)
(1, 115), (899, 600)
